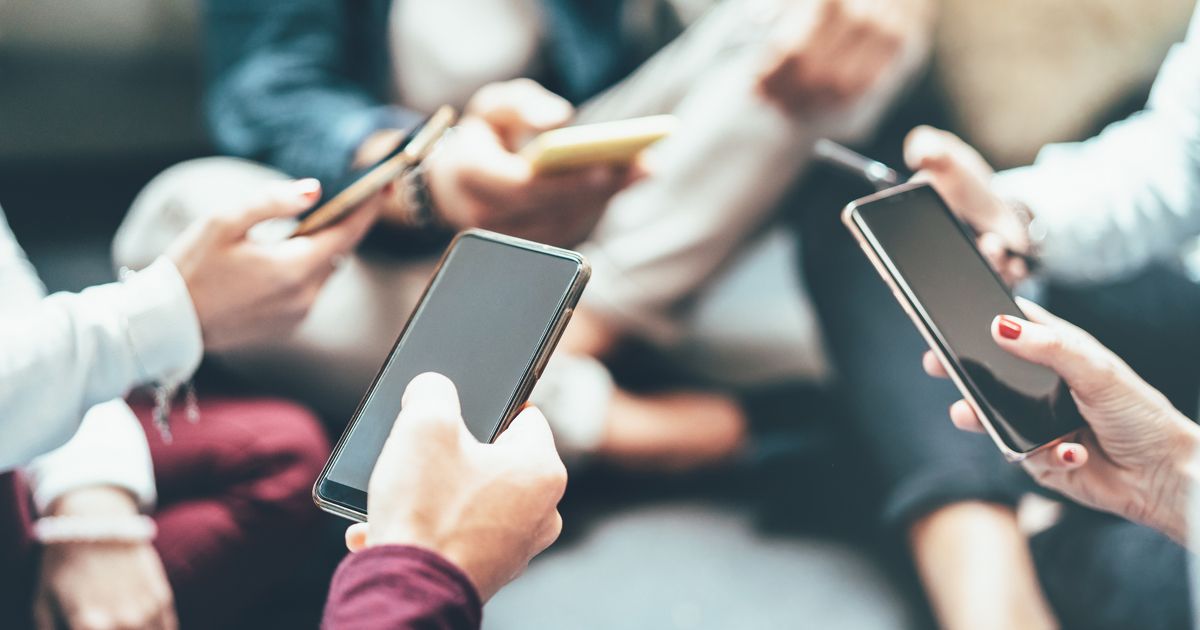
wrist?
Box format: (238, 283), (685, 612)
(48, 486), (139, 518)
(1143, 419), (1200, 546)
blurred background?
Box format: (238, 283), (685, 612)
(1, 0), (1194, 628)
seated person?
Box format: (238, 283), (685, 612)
(886, 6), (1200, 627)
(112, 0), (933, 472)
(0, 180), (375, 628)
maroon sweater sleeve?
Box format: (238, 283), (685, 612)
(322, 545), (483, 630)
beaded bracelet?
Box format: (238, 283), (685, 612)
(33, 515), (158, 544)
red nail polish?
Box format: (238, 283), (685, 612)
(1062, 447), (1077, 464)
(997, 316), (1022, 340)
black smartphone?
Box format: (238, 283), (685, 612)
(313, 230), (590, 521)
(291, 106), (456, 236)
(843, 183), (1083, 460)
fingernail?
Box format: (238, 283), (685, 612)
(527, 100), (572, 128)
(294, 178), (321, 197)
(997, 315), (1022, 340)
(1062, 446), (1077, 464)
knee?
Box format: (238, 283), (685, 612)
(219, 399), (331, 516)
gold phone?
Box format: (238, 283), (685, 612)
(520, 114), (679, 175)
(843, 182), (1083, 461)
(313, 230), (589, 521)
(291, 105), (457, 237)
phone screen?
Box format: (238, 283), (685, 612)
(852, 185), (1083, 454)
(320, 232), (584, 509)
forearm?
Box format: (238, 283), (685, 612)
(911, 502), (1058, 630)
(991, 27), (1200, 283)
(0, 259), (201, 469)
(322, 545), (482, 630)
(1146, 420), (1200, 549)
(25, 400), (156, 515)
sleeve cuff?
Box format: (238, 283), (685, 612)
(324, 544), (483, 629)
(991, 167), (1086, 280)
(117, 257), (203, 386)
(24, 399), (157, 514)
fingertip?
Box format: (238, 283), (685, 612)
(1055, 442), (1088, 469)
(402, 372), (460, 410)
(949, 400), (986, 433)
(922, 350), (947, 378)
(345, 523), (369, 552)
(294, 178), (322, 196)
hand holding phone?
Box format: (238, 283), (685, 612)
(314, 230), (589, 521)
(290, 106), (457, 237)
(423, 80), (636, 247)
(843, 183), (1083, 459)
(921, 300), (1200, 544)
(339, 372), (567, 602)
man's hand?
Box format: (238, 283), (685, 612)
(344, 373), (567, 601)
(167, 178), (379, 351)
(922, 298), (1200, 545)
(424, 79), (640, 247)
(904, 125), (1031, 285)
(758, 0), (934, 113)
(35, 487), (176, 630)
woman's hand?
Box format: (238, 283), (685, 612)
(424, 79), (642, 247)
(167, 178), (379, 351)
(904, 125), (1031, 286)
(344, 373), (567, 601)
(34, 487), (176, 630)
(923, 298), (1200, 544)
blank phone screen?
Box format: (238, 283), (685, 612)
(325, 233), (582, 492)
(853, 185), (1083, 454)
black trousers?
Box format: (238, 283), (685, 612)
(794, 168), (1200, 630)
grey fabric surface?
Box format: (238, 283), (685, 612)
(485, 501), (916, 630)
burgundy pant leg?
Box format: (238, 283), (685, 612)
(130, 397), (331, 629)
(0, 472), (36, 630)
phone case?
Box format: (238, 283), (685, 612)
(520, 115), (678, 174)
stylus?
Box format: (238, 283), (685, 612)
(814, 139), (900, 191)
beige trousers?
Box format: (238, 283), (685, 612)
(113, 0), (925, 420)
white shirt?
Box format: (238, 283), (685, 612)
(0, 208), (203, 511)
(993, 3), (1200, 283)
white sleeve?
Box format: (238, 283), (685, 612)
(992, 6), (1200, 283)
(0, 209), (203, 470)
(24, 400), (156, 514)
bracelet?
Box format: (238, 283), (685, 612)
(399, 162), (440, 229)
(33, 515), (158, 545)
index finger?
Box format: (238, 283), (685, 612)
(285, 196), (381, 275)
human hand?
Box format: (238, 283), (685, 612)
(35, 487), (176, 630)
(424, 79), (641, 247)
(167, 178), (379, 351)
(904, 125), (1031, 285)
(922, 298), (1200, 544)
(343, 373), (567, 601)
(758, 0), (934, 113)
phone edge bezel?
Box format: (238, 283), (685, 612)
(312, 229), (590, 521)
(840, 182), (1069, 462)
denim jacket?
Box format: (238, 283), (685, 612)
(201, 0), (678, 185)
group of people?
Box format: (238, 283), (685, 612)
(2, 0), (1200, 628)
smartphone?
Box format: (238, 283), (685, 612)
(843, 183), (1083, 460)
(313, 230), (590, 521)
(520, 114), (678, 174)
(291, 105), (457, 236)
